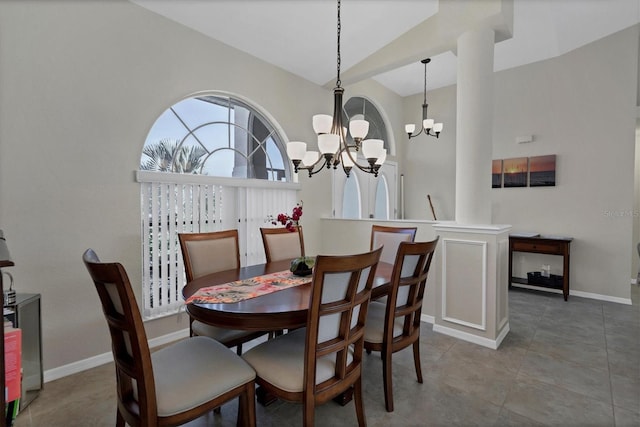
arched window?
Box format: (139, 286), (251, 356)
(140, 94), (290, 180)
(334, 96), (396, 220)
(137, 93), (298, 319)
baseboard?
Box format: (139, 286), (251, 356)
(511, 283), (632, 305)
(420, 314), (435, 324)
(569, 290), (632, 305)
(43, 328), (190, 383)
(432, 322), (510, 350)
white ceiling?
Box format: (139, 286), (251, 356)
(131, 0), (640, 97)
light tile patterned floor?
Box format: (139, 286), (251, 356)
(14, 286), (640, 427)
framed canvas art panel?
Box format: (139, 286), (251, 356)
(529, 154), (556, 187)
(503, 157), (528, 188)
(492, 159), (503, 188)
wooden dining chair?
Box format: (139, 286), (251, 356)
(178, 230), (268, 355)
(363, 238), (439, 412)
(260, 226), (305, 262)
(242, 246), (383, 427)
(370, 224), (417, 265)
(82, 249), (256, 427)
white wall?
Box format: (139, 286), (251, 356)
(492, 26), (638, 301)
(400, 25), (639, 302)
(402, 85), (457, 221)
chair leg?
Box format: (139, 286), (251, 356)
(116, 409), (125, 427)
(354, 379), (366, 427)
(412, 340), (423, 383)
(237, 382), (256, 427)
(303, 396), (315, 427)
(236, 343), (243, 356)
(382, 349), (394, 412)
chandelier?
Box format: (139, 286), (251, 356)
(405, 58), (443, 139)
(286, 0), (386, 178)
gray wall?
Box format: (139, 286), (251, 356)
(0, 1), (334, 372)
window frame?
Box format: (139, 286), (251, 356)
(137, 91), (298, 320)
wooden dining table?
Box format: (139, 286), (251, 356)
(182, 259), (394, 333)
(182, 258), (393, 406)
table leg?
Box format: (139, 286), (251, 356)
(256, 386), (278, 406)
(332, 387), (354, 406)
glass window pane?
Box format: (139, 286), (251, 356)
(140, 93), (290, 181)
(343, 97), (388, 150)
(193, 123), (230, 152)
(374, 176), (389, 219)
(342, 176), (361, 219)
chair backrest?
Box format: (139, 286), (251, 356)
(260, 226), (305, 263)
(304, 246), (382, 402)
(178, 230), (241, 282)
(384, 238), (439, 346)
(82, 249), (159, 425)
(370, 225), (417, 265)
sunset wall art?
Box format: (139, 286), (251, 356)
(492, 154), (556, 188)
(503, 157), (528, 188)
(529, 155), (556, 187)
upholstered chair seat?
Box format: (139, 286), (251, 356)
(242, 328), (354, 393)
(151, 337), (255, 417)
(362, 301), (404, 344)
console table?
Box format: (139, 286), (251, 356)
(508, 234), (573, 301)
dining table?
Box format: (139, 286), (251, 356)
(182, 258), (394, 333)
(182, 258), (393, 406)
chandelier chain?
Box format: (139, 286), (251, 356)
(423, 61), (428, 104)
(336, 0), (341, 88)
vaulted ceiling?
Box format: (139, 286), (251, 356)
(132, 0), (640, 97)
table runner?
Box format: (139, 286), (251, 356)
(186, 270), (310, 304)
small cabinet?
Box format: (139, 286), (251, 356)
(4, 293), (42, 411)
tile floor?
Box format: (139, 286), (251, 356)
(13, 286), (640, 427)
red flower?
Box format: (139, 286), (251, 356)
(272, 201), (303, 232)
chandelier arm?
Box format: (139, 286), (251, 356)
(337, 143), (378, 175)
(408, 127), (425, 139)
(299, 156), (330, 177)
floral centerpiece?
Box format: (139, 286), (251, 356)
(272, 201), (303, 234)
(270, 201), (314, 275)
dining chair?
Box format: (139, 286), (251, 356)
(363, 237), (439, 412)
(179, 230), (268, 355)
(82, 249), (256, 427)
(370, 224), (417, 265)
(242, 246), (383, 427)
(260, 226), (305, 262)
